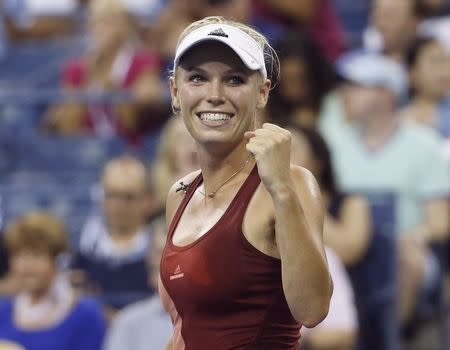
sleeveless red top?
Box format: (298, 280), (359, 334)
(159, 166), (301, 349)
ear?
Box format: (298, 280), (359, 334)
(169, 77), (180, 110)
(257, 79), (271, 109)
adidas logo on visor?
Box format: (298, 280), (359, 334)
(208, 28), (228, 38)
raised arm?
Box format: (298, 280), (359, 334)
(245, 124), (332, 327)
(273, 166), (332, 327)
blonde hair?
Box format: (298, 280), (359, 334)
(175, 16), (280, 85)
(5, 211), (69, 258)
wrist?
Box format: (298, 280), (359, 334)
(269, 179), (296, 202)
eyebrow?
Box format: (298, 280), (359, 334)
(186, 67), (207, 74)
(185, 66), (250, 76)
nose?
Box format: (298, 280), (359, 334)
(207, 79), (225, 105)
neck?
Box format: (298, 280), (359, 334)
(198, 141), (254, 197)
(358, 111), (399, 150)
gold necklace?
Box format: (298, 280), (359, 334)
(199, 156), (252, 198)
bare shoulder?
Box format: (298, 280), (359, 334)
(166, 170), (201, 224)
(290, 164), (322, 199)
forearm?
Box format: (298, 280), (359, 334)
(423, 199), (450, 242)
(323, 216), (351, 262)
(324, 215), (365, 265)
(272, 183), (331, 327)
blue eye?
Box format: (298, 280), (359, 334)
(189, 74), (205, 83)
(228, 75), (245, 85)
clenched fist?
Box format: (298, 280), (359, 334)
(245, 123), (293, 195)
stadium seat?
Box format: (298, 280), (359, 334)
(0, 183), (94, 245)
(12, 134), (127, 177)
(0, 36), (86, 89)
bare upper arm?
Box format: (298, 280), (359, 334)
(290, 165), (325, 242)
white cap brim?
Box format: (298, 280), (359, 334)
(174, 23), (267, 80)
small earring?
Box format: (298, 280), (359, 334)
(172, 103), (181, 115)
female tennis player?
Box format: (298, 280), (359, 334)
(159, 16), (332, 349)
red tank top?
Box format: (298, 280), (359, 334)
(159, 166), (301, 349)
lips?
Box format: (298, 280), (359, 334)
(197, 112), (234, 126)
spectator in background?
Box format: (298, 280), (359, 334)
(401, 36), (450, 138)
(363, 0), (427, 62)
(288, 126), (371, 268)
(0, 211), (106, 350)
(289, 126), (363, 350)
(42, 0), (169, 144)
(2, 0), (78, 41)
(267, 30), (336, 128)
(151, 116), (199, 215)
(250, 0), (347, 62)
(146, 0), (200, 64)
(103, 223), (171, 350)
(300, 248), (357, 350)
(320, 51), (450, 329)
(71, 156), (154, 319)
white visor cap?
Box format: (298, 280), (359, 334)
(174, 23), (268, 80)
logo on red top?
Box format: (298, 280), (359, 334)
(170, 265), (184, 280)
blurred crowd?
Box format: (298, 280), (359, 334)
(0, 0), (449, 349)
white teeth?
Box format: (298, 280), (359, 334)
(199, 113), (231, 121)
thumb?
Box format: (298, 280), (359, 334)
(244, 131), (255, 140)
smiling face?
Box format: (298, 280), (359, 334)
(102, 158), (152, 234)
(170, 41), (270, 153)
